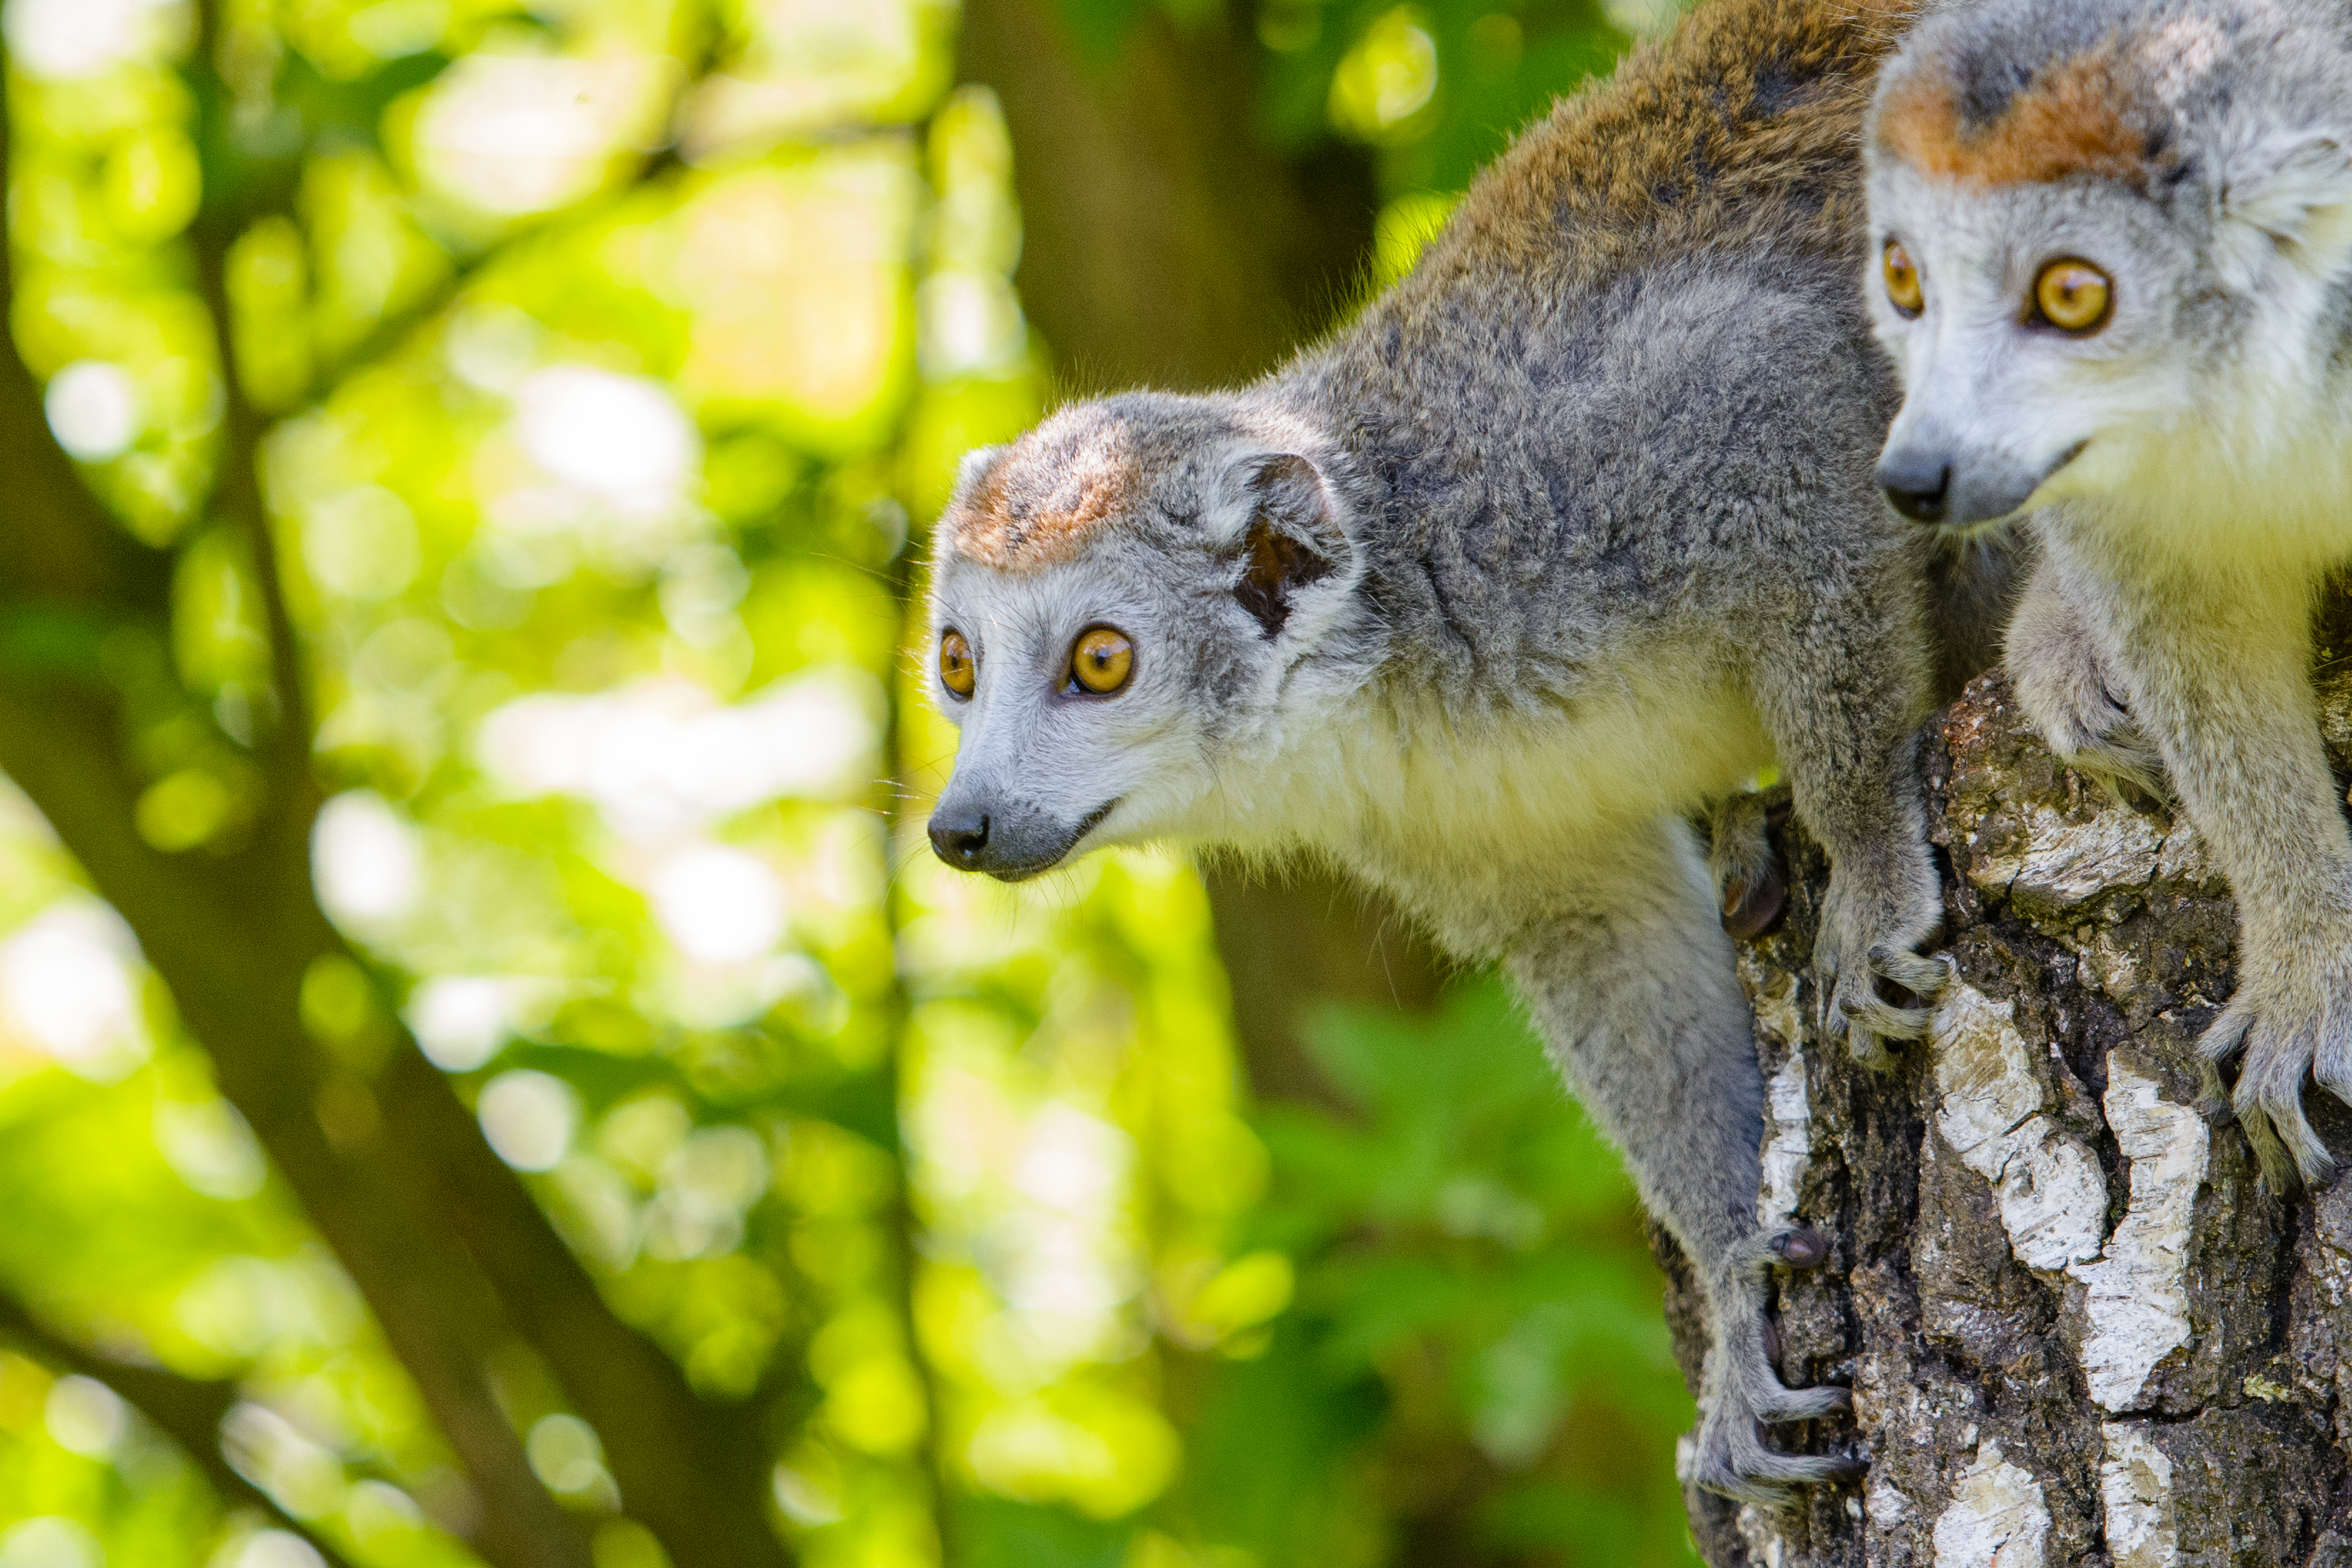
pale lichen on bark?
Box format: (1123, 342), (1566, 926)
(1928, 981), (2105, 1275)
(1755, 965), (1814, 1234)
(1931, 1440), (2052, 1568)
(2075, 1060), (2207, 1413)
(1660, 662), (2352, 1567)
(2100, 1422), (2181, 1568)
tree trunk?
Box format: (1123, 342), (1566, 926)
(1666, 656), (2352, 1567)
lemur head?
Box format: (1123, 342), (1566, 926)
(1862, 0), (2352, 529)
(921, 391), (1370, 881)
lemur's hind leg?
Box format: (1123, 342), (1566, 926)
(1707, 791), (1784, 941)
(1506, 817), (1856, 1507)
(2006, 550), (2169, 803)
(1746, 560), (1951, 1069)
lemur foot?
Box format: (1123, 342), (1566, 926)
(1723, 871), (1786, 943)
(1819, 928), (1950, 1070)
(1689, 1414), (1866, 1509)
(1709, 792), (1785, 941)
(2195, 952), (2352, 1189)
(1690, 1226), (1860, 1506)
(1814, 824), (1948, 1067)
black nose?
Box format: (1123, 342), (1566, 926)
(1877, 450), (1952, 524)
(929, 806), (991, 868)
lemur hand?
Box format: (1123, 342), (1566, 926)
(1815, 854), (1949, 1068)
(2006, 570), (2169, 803)
(2197, 931), (2352, 1189)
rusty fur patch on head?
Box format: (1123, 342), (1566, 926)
(1879, 43), (2174, 188)
(945, 417), (1137, 573)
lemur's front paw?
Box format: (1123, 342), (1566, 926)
(2036, 690), (2168, 804)
(2197, 949), (2352, 1189)
(1816, 871), (1949, 1068)
(2007, 597), (2169, 802)
(1689, 1227), (1862, 1506)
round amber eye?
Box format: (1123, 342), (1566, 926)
(939, 630), (976, 700)
(2033, 258), (2112, 334)
(1882, 240), (1924, 317)
(1070, 626), (1133, 695)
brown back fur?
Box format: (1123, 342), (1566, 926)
(1421, 0), (1921, 294)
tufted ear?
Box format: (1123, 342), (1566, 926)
(950, 443), (1009, 502)
(2219, 132), (2352, 284)
(1233, 453), (1346, 639)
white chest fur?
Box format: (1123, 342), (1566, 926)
(1204, 654), (1775, 900)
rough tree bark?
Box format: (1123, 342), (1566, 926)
(1662, 637), (2352, 1567)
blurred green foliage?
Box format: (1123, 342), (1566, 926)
(1264, 0), (1635, 193)
(1234, 988), (1696, 1564)
(0, 0), (1706, 1557)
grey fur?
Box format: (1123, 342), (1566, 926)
(1864, 0), (2352, 1187)
(924, 6), (2012, 1504)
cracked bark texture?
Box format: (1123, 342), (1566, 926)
(1660, 640), (2352, 1568)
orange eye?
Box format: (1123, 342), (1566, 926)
(939, 630), (976, 699)
(2033, 258), (2112, 334)
(1070, 626), (1133, 695)
(1883, 239), (1924, 317)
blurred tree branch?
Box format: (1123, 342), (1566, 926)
(957, 0), (1376, 388)
(183, 0), (321, 796)
(265, 102), (692, 410)
(185, 214), (316, 806)
(0, 1290), (361, 1568)
(0, 699), (594, 1568)
(874, 554), (955, 1557)
(0, 45), (796, 1568)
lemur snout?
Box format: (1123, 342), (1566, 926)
(1876, 449), (1950, 524)
(926, 795), (1118, 881)
(1878, 437), (2083, 530)
(929, 805), (991, 868)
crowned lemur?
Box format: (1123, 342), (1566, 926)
(1866, 0), (2352, 1190)
(923, 0), (2007, 1502)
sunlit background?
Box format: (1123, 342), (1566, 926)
(0, 0), (1708, 1560)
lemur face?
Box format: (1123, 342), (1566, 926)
(1863, 167), (2198, 530)
(1861, 4), (2352, 532)
(924, 552), (1209, 880)
(921, 397), (1360, 881)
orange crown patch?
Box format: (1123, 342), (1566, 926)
(945, 424), (1137, 573)
(1879, 46), (2170, 188)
